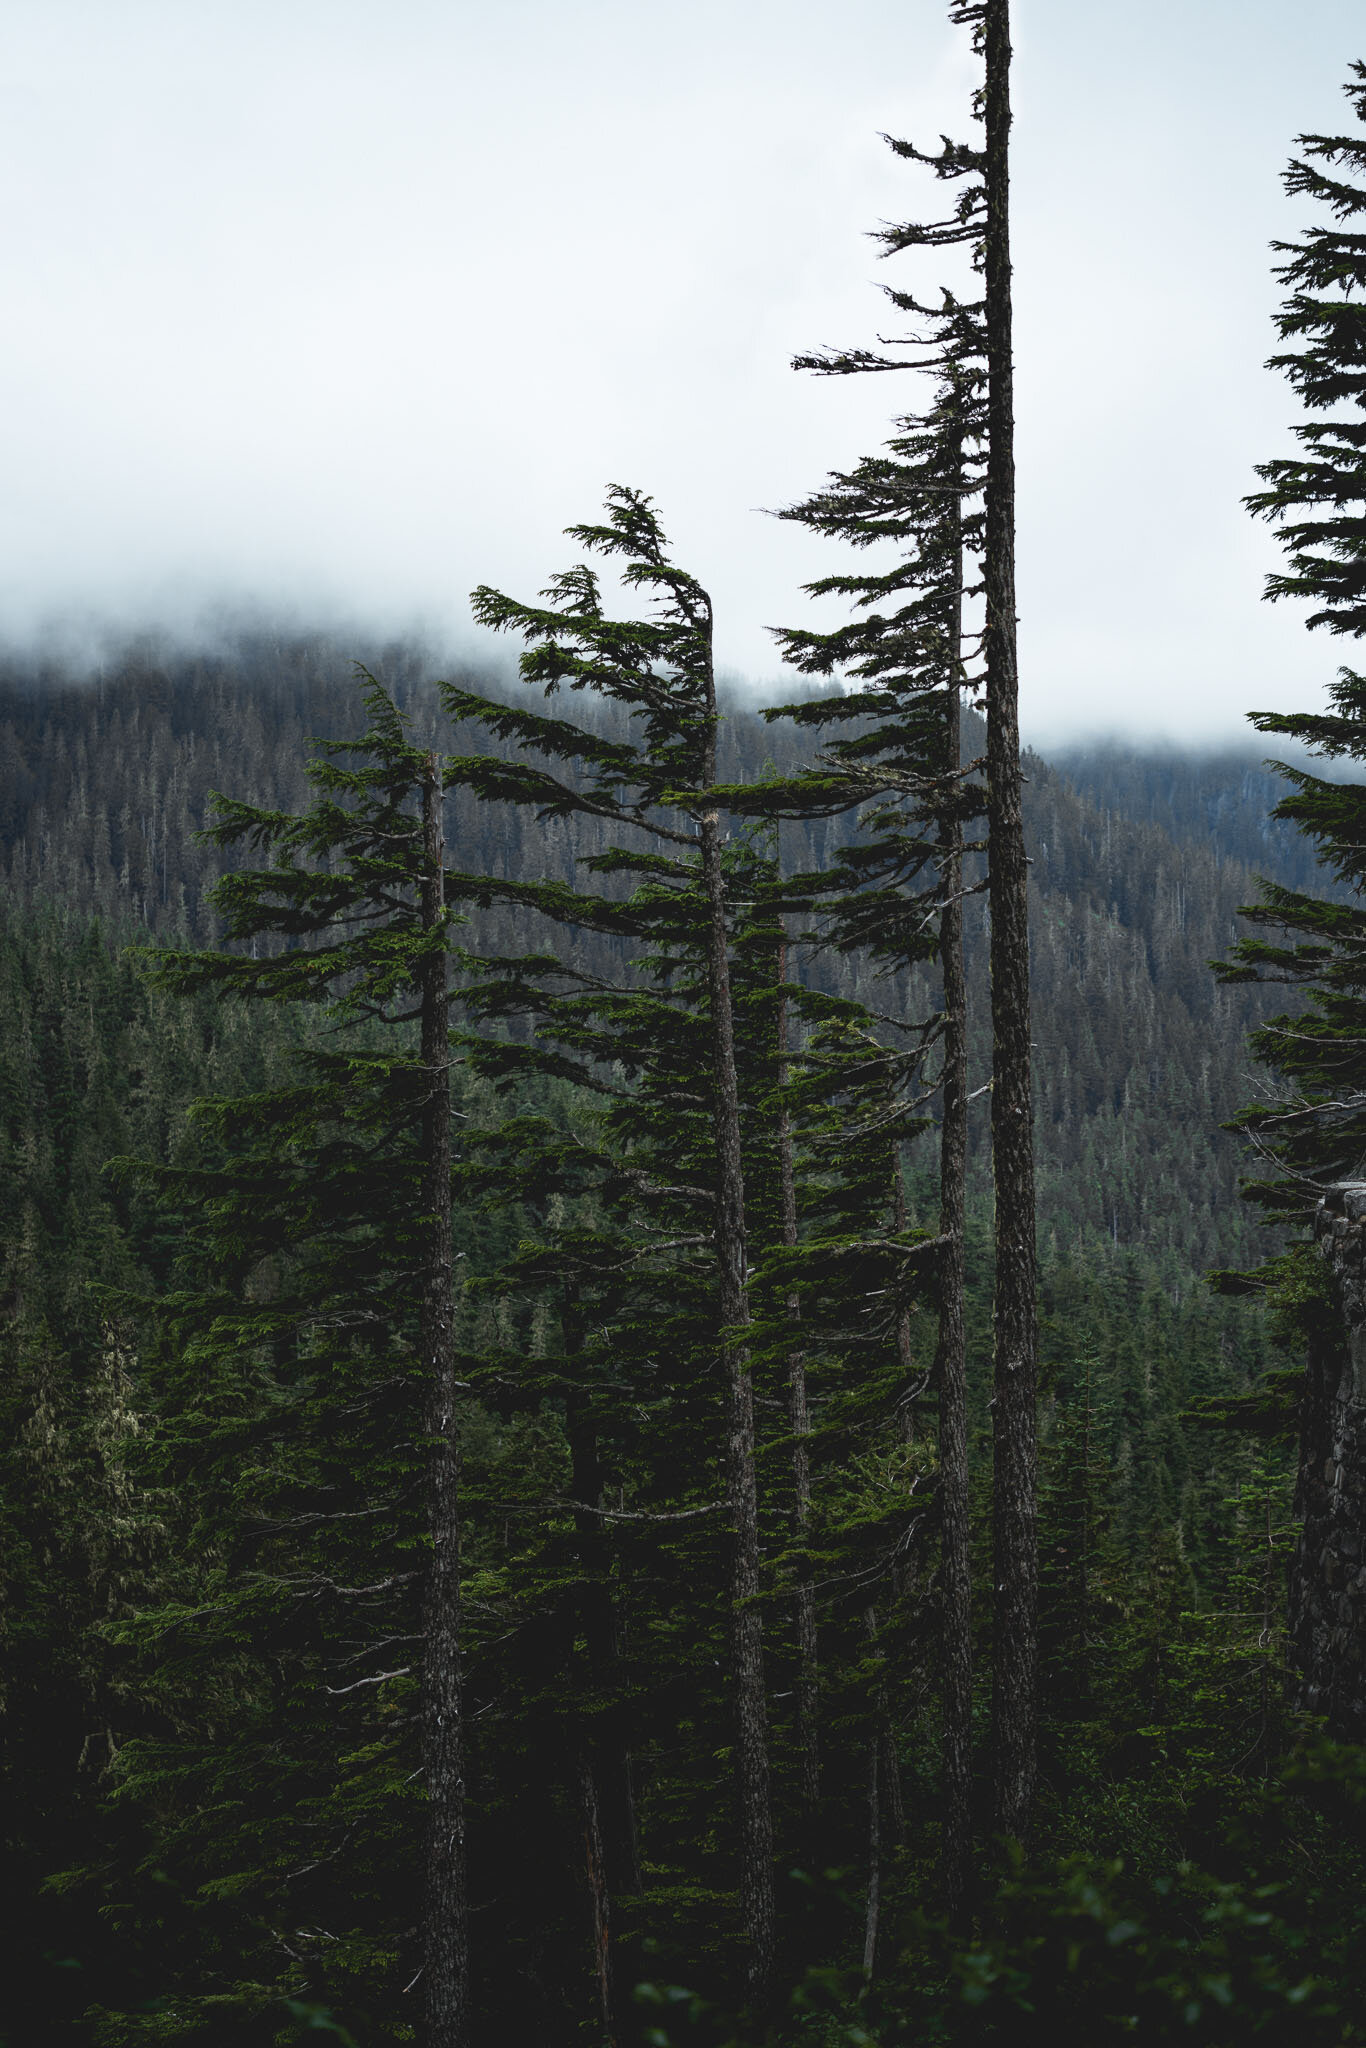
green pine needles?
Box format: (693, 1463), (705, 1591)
(1223, 63), (1366, 1221)
(98, 680), (468, 2043)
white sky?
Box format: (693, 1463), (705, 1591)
(1, 0), (1362, 742)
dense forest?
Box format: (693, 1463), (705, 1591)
(6, 6), (1366, 2046)
(0, 633), (1306, 1277)
(0, 627), (1325, 2045)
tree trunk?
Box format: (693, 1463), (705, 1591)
(699, 640), (775, 2011)
(893, 1149), (915, 1428)
(982, 0), (1039, 1845)
(568, 1412), (640, 1902)
(862, 1609), (884, 1982)
(565, 1317), (637, 2038)
(419, 753), (468, 2048)
(882, 1720), (906, 1849)
(777, 931), (820, 1820)
(939, 483), (973, 1920)
(578, 1755), (616, 2047)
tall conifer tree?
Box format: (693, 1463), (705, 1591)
(770, 329), (984, 1905)
(120, 682), (469, 2044)
(454, 488), (778, 2006)
(768, 0), (1039, 1866)
(1219, 62), (1366, 1732)
(970, 0), (1039, 1849)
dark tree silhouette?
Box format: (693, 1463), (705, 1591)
(1220, 62), (1366, 1739)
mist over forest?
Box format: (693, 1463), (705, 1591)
(9, 3), (1366, 2045)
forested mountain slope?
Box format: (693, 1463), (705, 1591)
(0, 632), (1293, 1277)
(1054, 739), (1333, 897)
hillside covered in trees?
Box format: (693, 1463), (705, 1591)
(0, 631), (1303, 1277)
(0, 630), (1334, 2045)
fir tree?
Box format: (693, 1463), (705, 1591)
(771, 309), (984, 1913)
(448, 491), (937, 2011)
(106, 680), (469, 2044)
(759, 0), (1039, 1878)
(1225, 60), (1366, 1203)
(1220, 62), (1366, 1738)
(967, 0), (1039, 1846)
(455, 487), (780, 2007)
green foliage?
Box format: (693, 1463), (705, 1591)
(0, 538), (1339, 2046)
(0, 630), (1300, 1270)
(60, 680), (469, 2043)
(4, 48), (1357, 2038)
(1219, 64), (1366, 1236)
(445, 490), (943, 2012)
(0, 652), (1318, 2044)
(0, 903), (329, 2047)
(636, 1741), (1366, 2046)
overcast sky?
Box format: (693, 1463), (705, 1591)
(3, 0), (1362, 741)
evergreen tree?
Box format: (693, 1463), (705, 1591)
(448, 822), (930, 2018)
(1219, 62), (1366, 1736)
(965, 0), (1039, 1845)
(772, 300), (983, 1915)
(447, 491), (941, 2011)
(0, 904), (328, 2043)
(1225, 61), (1366, 1201)
(455, 486), (780, 2006)
(106, 681), (469, 2044)
(760, 0), (1037, 1874)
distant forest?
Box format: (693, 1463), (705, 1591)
(0, 631), (1314, 1274)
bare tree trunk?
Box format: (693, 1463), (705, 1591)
(982, 0), (1038, 1845)
(777, 932), (820, 1820)
(419, 753), (469, 2048)
(565, 1325), (640, 1850)
(578, 1756), (616, 2047)
(882, 1721), (906, 1849)
(939, 486), (973, 1922)
(699, 630), (775, 2011)
(862, 1609), (884, 1981)
(893, 1151), (915, 1428)
(567, 1387), (618, 2044)
(564, 1315), (635, 2039)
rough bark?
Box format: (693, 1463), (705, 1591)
(893, 1152), (915, 1422)
(419, 753), (468, 2047)
(862, 1609), (884, 1982)
(699, 632), (775, 2010)
(982, 0), (1038, 1844)
(564, 1319), (638, 2033)
(938, 494), (973, 1921)
(578, 1756), (616, 2047)
(777, 932), (820, 1819)
(882, 1721), (906, 1849)
(565, 1382), (620, 2040)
